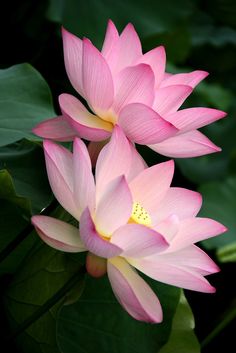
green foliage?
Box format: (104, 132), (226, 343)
(217, 242), (236, 262)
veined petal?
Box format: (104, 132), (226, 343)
(129, 257), (216, 293)
(32, 215), (86, 252)
(126, 142), (147, 182)
(165, 107), (226, 133)
(136, 46), (166, 88)
(80, 208), (122, 258)
(73, 138), (95, 217)
(43, 140), (79, 220)
(149, 130), (221, 158)
(82, 38), (114, 112)
(95, 125), (131, 197)
(108, 257), (162, 323)
(59, 93), (112, 141)
(95, 176), (132, 236)
(102, 20), (119, 73)
(154, 187), (202, 223)
(62, 27), (84, 97)
(153, 85), (192, 116)
(32, 116), (76, 141)
(113, 64), (155, 114)
(169, 218), (227, 251)
(118, 103), (178, 144)
(154, 215), (180, 242)
(111, 224), (168, 257)
(129, 160), (174, 215)
(116, 23), (142, 72)
(161, 70), (208, 89)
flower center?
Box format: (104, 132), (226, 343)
(97, 108), (118, 124)
(129, 202), (151, 226)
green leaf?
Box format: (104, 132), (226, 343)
(0, 64), (55, 147)
(217, 242), (236, 262)
(159, 291), (200, 353)
(57, 274), (180, 353)
(199, 177), (236, 250)
(4, 244), (85, 353)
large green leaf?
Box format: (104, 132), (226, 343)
(159, 291), (200, 353)
(57, 274), (180, 353)
(4, 244), (85, 353)
(0, 64), (55, 146)
(199, 177), (236, 249)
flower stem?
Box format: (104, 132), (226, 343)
(0, 199), (58, 263)
(4, 266), (85, 342)
(201, 306), (236, 348)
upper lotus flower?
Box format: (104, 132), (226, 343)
(32, 126), (226, 323)
(33, 20), (226, 158)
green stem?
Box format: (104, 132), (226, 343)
(201, 306), (236, 348)
(0, 199), (58, 263)
(4, 266), (85, 342)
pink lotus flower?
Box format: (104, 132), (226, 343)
(31, 126), (226, 322)
(33, 20), (226, 158)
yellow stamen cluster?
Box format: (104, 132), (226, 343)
(129, 202), (151, 226)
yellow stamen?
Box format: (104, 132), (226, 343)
(129, 202), (151, 226)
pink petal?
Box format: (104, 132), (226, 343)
(165, 107), (226, 133)
(113, 64), (155, 114)
(32, 215), (86, 252)
(149, 130), (221, 158)
(82, 38), (114, 112)
(111, 224), (168, 257)
(43, 140), (79, 220)
(32, 116), (76, 141)
(95, 175), (132, 236)
(59, 93), (112, 141)
(107, 257), (162, 323)
(62, 27), (84, 97)
(136, 46), (166, 88)
(154, 187), (202, 222)
(129, 160), (174, 215)
(95, 125), (131, 197)
(116, 23), (142, 72)
(129, 257), (216, 293)
(126, 142), (147, 182)
(118, 103), (178, 144)
(73, 138), (95, 217)
(80, 208), (122, 258)
(87, 140), (108, 167)
(153, 85), (193, 116)
(101, 20), (119, 73)
(170, 218), (227, 251)
(154, 215), (180, 242)
(161, 70), (208, 89)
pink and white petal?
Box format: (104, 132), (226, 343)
(95, 176), (132, 236)
(149, 130), (221, 158)
(73, 138), (95, 216)
(118, 103), (178, 144)
(43, 140), (79, 219)
(154, 214), (180, 242)
(126, 142), (147, 182)
(32, 215), (86, 253)
(153, 85), (193, 116)
(95, 125), (131, 197)
(108, 257), (163, 323)
(154, 187), (202, 222)
(80, 208), (122, 258)
(111, 224), (168, 257)
(87, 140), (108, 167)
(32, 116), (76, 141)
(62, 27), (84, 97)
(136, 46), (166, 88)
(82, 38), (114, 112)
(165, 107), (226, 133)
(170, 217), (227, 251)
(129, 160), (174, 215)
(102, 20), (119, 73)
(161, 70), (208, 89)
(113, 64), (155, 114)
(116, 23), (142, 72)
(129, 257), (216, 293)
(59, 93), (112, 141)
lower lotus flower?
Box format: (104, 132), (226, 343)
(32, 126), (226, 323)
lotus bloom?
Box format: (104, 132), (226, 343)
(33, 20), (226, 158)
(31, 126), (226, 322)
